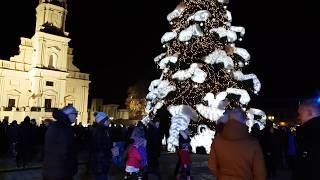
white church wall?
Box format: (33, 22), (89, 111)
(0, 1), (90, 125)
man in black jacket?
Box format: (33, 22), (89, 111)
(295, 99), (320, 180)
(43, 105), (78, 180)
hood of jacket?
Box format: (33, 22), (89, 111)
(52, 109), (71, 126)
(221, 118), (250, 141)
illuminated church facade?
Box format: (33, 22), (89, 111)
(0, 0), (90, 124)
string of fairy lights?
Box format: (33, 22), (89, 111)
(146, 0), (259, 135)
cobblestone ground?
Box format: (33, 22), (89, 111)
(0, 152), (291, 180)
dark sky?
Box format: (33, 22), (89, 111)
(0, 0), (319, 108)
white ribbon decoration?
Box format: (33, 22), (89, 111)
(187, 10), (211, 22)
(233, 71), (261, 94)
(226, 88), (251, 105)
(167, 105), (198, 150)
(196, 92), (228, 121)
(161, 32), (177, 44)
(246, 108), (267, 130)
(154, 53), (166, 63)
(178, 24), (204, 42)
(190, 125), (215, 154)
(172, 63), (207, 83)
(158, 55), (178, 69)
(204, 49), (234, 70)
(234, 47), (251, 63)
(167, 5), (185, 22)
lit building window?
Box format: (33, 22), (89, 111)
(46, 81), (54, 86)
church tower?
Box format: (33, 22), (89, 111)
(28, 0), (90, 124)
(35, 0), (68, 34)
(31, 0), (69, 69)
(0, 0), (89, 125)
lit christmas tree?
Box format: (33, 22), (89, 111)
(144, 0), (266, 151)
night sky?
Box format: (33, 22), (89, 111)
(0, 0), (319, 109)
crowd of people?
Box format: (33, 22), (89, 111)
(0, 105), (165, 180)
(1, 98), (320, 180)
(208, 99), (320, 180)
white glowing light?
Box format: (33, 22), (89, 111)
(167, 5), (185, 22)
(178, 24), (203, 42)
(172, 63), (207, 83)
(204, 49), (234, 70)
(226, 10), (232, 22)
(233, 71), (261, 94)
(230, 26), (246, 37)
(190, 125), (215, 154)
(187, 10), (211, 22)
(226, 88), (250, 105)
(246, 108), (267, 130)
(161, 32), (177, 44)
(196, 92), (228, 122)
(147, 80), (176, 100)
(154, 53), (166, 63)
(234, 47), (250, 62)
(158, 55), (178, 69)
(167, 105), (198, 149)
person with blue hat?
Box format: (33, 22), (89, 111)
(91, 112), (112, 180)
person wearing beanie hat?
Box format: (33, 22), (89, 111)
(61, 105), (78, 124)
(91, 111), (112, 179)
(43, 105), (78, 179)
(94, 112), (109, 125)
(208, 108), (266, 180)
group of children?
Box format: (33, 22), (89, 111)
(119, 124), (192, 180)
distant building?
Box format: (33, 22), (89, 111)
(0, 0), (90, 125)
(89, 98), (130, 124)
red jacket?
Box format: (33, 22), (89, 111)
(126, 145), (141, 169)
(179, 149), (191, 165)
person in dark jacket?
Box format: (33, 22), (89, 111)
(146, 119), (162, 179)
(91, 112), (112, 180)
(17, 116), (34, 168)
(43, 105), (78, 180)
(294, 99), (320, 180)
(174, 128), (191, 178)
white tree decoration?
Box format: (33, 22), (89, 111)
(190, 125), (215, 154)
(144, 0), (266, 150)
(172, 63), (207, 83)
(204, 49), (234, 70)
(178, 24), (204, 42)
(161, 32), (177, 44)
(246, 108), (267, 131)
(167, 4), (185, 22)
(167, 105), (198, 151)
(187, 10), (211, 22)
(233, 71), (261, 94)
(196, 92), (228, 121)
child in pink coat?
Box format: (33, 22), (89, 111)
(124, 136), (147, 180)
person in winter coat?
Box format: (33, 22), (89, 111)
(208, 108), (266, 180)
(294, 99), (320, 180)
(91, 112), (113, 180)
(43, 105), (78, 180)
(146, 119), (162, 179)
(124, 126), (148, 180)
(17, 116), (34, 168)
(173, 128), (191, 178)
(176, 143), (192, 180)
